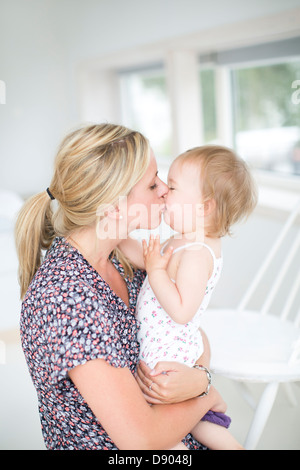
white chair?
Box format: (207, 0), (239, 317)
(201, 199), (300, 450)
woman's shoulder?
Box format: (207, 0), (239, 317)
(25, 236), (145, 305)
(25, 237), (100, 299)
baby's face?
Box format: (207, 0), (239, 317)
(164, 160), (203, 235)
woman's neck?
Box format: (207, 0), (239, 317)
(67, 226), (121, 272)
(67, 225), (130, 307)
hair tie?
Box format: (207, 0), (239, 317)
(46, 187), (55, 200)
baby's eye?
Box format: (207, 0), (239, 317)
(168, 186), (175, 191)
(150, 183), (158, 190)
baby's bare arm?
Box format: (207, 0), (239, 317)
(144, 236), (212, 324)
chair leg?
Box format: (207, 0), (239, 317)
(283, 382), (298, 407)
(244, 382), (279, 450)
(235, 382), (256, 410)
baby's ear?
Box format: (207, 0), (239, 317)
(196, 199), (216, 217)
(203, 198), (216, 216)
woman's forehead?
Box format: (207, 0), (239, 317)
(145, 151), (158, 181)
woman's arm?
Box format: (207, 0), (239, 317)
(136, 329), (213, 405)
(68, 357), (225, 450)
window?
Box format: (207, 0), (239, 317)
(199, 37), (300, 177)
(119, 67), (172, 160)
(199, 68), (217, 143)
(119, 39), (300, 179)
(232, 60), (300, 176)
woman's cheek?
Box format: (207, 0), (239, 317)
(149, 202), (164, 229)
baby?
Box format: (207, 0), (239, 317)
(135, 145), (257, 450)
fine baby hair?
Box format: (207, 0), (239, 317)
(175, 145), (258, 238)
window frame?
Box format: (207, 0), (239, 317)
(198, 42), (300, 190)
(118, 64), (173, 161)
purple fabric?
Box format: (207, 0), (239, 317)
(201, 411), (231, 429)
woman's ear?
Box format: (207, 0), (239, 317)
(97, 196), (126, 221)
(106, 205), (123, 220)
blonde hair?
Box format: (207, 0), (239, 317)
(15, 123), (151, 299)
(176, 145), (257, 237)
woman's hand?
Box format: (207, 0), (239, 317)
(136, 360), (209, 405)
(136, 361), (227, 414)
(136, 329), (213, 405)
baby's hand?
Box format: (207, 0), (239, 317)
(142, 235), (173, 275)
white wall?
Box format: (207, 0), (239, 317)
(0, 1), (71, 196)
(1, 0), (300, 196)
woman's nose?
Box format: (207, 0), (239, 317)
(157, 178), (169, 199)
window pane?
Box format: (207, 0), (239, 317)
(119, 69), (172, 159)
(199, 68), (217, 143)
(232, 61), (300, 175)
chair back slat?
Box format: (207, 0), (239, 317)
(281, 269), (300, 322)
(289, 336), (300, 365)
(237, 199), (300, 313)
(261, 231), (300, 316)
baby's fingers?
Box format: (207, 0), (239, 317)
(162, 245), (174, 262)
(142, 239), (148, 256)
(154, 234), (161, 251)
(148, 234), (154, 251)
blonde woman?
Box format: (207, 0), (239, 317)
(15, 124), (225, 450)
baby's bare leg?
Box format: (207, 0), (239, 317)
(191, 421), (244, 450)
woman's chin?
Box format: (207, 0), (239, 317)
(147, 214), (164, 230)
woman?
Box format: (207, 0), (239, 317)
(15, 124), (225, 450)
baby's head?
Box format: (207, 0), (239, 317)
(166, 145), (257, 238)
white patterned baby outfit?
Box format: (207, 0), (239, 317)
(136, 242), (223, 369)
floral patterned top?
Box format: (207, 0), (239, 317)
(20, 237), (206, 450)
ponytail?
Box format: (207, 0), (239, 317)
(15, 191), (55, 299)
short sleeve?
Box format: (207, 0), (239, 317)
(43, 279), (135, 384)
